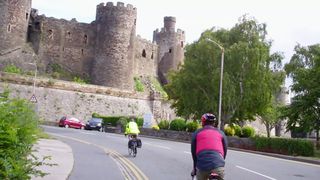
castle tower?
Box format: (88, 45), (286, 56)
(0, 0), (32, 54)
(92, 2), (137, 90)
(153, 16), (185, 84)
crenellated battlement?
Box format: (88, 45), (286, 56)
(96, 1), (136, 12)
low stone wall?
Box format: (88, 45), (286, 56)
(140, 128), (193, 142)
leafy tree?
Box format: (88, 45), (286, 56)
(165, 15), (284, 128)
(259, 98), (282, 137)
(283, 44), (320, 142)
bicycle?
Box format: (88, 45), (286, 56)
(128, 135), (138, 157)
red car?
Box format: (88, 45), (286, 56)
(58, 116), (85, 129)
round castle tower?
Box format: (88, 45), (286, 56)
(0, 0), (32, 54)
(92, 2), (137, 90)
(153, 16), (185, 84)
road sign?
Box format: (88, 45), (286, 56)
(30, 94), (37, 103)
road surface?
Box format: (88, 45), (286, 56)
(42, 126), (320, 180)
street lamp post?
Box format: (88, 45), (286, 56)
(206, 38), (224, 130)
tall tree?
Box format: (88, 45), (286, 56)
(283, 44), (320, 142)
(165, 15), (284, 128)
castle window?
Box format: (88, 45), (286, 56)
(134, 19), (136, 25)
(142, 49), (146, 58)
(81, 49), (84, 55)
(181, 41), (184, 48)
(67, 31), (71, 38)
(7, 24), (11, 32)
(48, 29), (53, 39)
(62, 47), (65, 51)
(169, 49), (172, 53)
(26, 13), (29, 20)
(151, 52), (154, 59)
(83, 35), (88, 44)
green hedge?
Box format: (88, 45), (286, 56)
(92, 113), (143, 127)
(224, 126), (235, 136)
(0, 90), (44, 179)
(252, 137), (314, 156)
(169, 118), (186, 131)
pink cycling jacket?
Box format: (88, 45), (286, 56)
(191, 125), (227, 171)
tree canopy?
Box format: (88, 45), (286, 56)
(165, 15), (285, 128)
(283, 44), (320, 141)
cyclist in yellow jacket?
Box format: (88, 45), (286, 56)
(124, 119), (141, 149)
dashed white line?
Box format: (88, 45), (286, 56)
(143, 142), (171, 150)
(236, 165), (277, 180)
(184, 151), (191, 154)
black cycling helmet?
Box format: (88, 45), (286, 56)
(201, 113), (216, 126)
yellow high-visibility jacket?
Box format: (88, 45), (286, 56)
(125, 121), (140, 135)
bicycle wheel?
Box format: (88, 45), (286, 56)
(132, 144), (137, 157)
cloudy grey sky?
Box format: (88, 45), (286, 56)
(32, 0), (319, 91)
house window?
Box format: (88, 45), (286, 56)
(142, 49), (146, 58)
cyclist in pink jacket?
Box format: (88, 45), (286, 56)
(191, 113), (227, 180)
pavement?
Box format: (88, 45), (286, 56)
(31, 139), (74, 180)
(31, 138), (320, 180)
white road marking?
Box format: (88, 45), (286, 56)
(236, 165), (277, 180)
(184, 151), (191, 154)
(231, 150), (320, 168)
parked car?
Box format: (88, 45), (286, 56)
(85, 118), (104, 131)
(58, 116), (85, 129)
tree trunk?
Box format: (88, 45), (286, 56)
(266, 123), (270, 138)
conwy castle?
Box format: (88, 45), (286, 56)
(0, 0), (185, 90)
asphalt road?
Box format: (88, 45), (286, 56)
(43, 126), (320, 180)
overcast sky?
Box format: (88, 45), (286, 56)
(32, 0), (319, 92)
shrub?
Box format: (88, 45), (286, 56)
(152, 125), (160, 131)
(224, 125), (235, 136)
(134, 77), (144, 92)
(73, 77), (86, 84)
(0, 89), (45, 179)
(158, 120), (170, 130)
(4, 64), (21, 74)
(186, 121), (199, 132)
(242, 126), (255, 137)
(136, 117), (144, 127)
(169, 118), (186, 131)
(232, 124), (242, 137)
(252, 137), (314, 156)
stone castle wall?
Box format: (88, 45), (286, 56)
(0, 0), (32, 55)
(0, 73), (176, 123)
(0, 1), (185, 91)
(30, 16), (96, 77)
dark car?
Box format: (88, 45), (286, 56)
(85, 118), (104, 131)
(58, 116), (85, 129)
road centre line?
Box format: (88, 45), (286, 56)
(184, 151), (191, 154)
(49, 133), (148, 180)
(236, 165), (277, 180)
